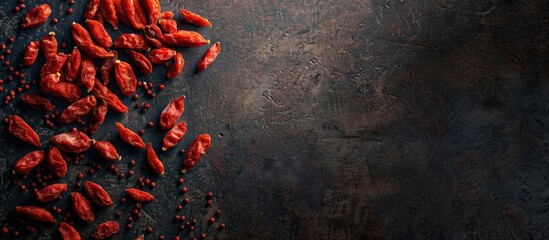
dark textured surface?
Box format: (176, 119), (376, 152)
(1, 0), (549, 239)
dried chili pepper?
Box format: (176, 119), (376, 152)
(93, 141), (121, 161)
(41, 32), (58, 60)
(147, 48), (176, 64)
(141, 0), (160, 25)
(161, 11), (173, 19)
(86, 19), (113, 48)
(162, 121), (187, 151)
(21, 94), (55, 111)
(114, 60), (137, 96)
(21, 4), (52, 29)
(125, 50), (153, 74)
(15, 206), (55, 223)
(50, 131), (94, 153)
(144, 25), (165, 48)
(146, 144), (164, 174)
(182, 134), (211, 173)
(35, 183), (67, 202)
(47, 146), (67, 177)
(89, 102), (108, 134)
(159, 96), (185, 130)
(122, 0), (147, 30)
(114, 34), (150, 52)
(21, 41), (40, 67)
(164, 30), (209, 48)
(101, 0), (119, 29)
(116, 122), (146, 149)
(40, 53), (69, 77)
(167, 52), (184, 79)
(8, 115), (41, 147)
(84, 0), (101, 19)
(180, 9), (212, 27)
(40, 72), (60, 94)
(59, 222), (81, 240)
(100, 50), (118, 85)
(84, 181), (113, 207)
(65, 47), (82, 82)
(59, 95), (97, 124)
(91, 81), (128, 113)
(71, 192), (95, 223)
(49, 82), (82, 102)
(198, 42), (221, 72)
(13, 150), (45, 174)
(71, 22), (114, 58)
(125, 188), (154, 202)
(80, 56), (96, 92)
(158, 19), (177, 33)
(92, 221), (119, 239)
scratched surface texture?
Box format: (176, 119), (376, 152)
(0, 0), (549, 239)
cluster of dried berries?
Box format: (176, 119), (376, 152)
(2, 0), (224, 238)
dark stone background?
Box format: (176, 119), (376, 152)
(0, 0), (549, 239)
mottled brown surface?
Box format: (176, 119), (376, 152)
(1, 0), (549, 239)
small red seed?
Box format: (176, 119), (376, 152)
(2, 227), (8, 234)
(183, 198), (190, 204)
(126, 224), (132, 229)
(144, 103), (150, 109)
(177, 178), (184, 185)
(207, 192), (213, 198)
(181, 187), (187, 193)
(219, 223), (226, 229)
(147, 122), (154, 127)
(138, 129), (145, 135)
(144, 178), (150, 185)
(146, 227), (153, 233)
(9, 37), (15, 43)
(158, 84), (165, 90)
(208, 218), (215, 224)
(150, 182), (156, 188)
(177, 205), (182, 210)
(207, 200), (213, 205)
(120, 197), (126, 203)
(77, 172), (84, 179)
(67, 8), (73, 14)
(128, 170), (134, 176)
(118, 173), (125, 179)
(52, 18), (58, 24)
(130, 160), (136, 166)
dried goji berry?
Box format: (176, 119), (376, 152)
(141, 0), (160, 25)
(135, 234), (145, 240)
(159, 96), (185, 130)
(84, 181), (113, 207)
(125, 50), (152, 74)
(47, 146), (67, 177)
(59, 95), (97, 124)
(91, 9), (105, 24)
(71, 192), (94, 223)
(143, 25), (165, 48)
(116, 122), (146, 149)
(147, 48), (176, 64)
(114, 60), (137, 96)
(15, 206), (55, 223)
(101, 0), (119, 29)
(50, 131), (94, 153)
(71, 22), (114, 58)
(91, 81), (128, 113)
(162, 121), (187, 151)
(35, 183), (67, 202)
(65, 47), (82, 82)
(100, 50), (118, 85)
(59, 222), (81, 240)
(114, 34), (150, 52)
(8, 115), (41, 147)
(21, 4), (52, 29)
(164, 30), (209, 48)
(80, 56), (96, 92)
(93, 141), (121, 161)
(167, 52), (184, 79)
(182, 134), (211, 173)
(122, 0), (147, 30)
(198, 42), (221, 72)
(40, 72), (60, 94)
(89, 102), (108, 134)
(41, 32), (58, 60)
(13, 150), (45, 174)
(125, 188), (154, 202)
(84, 0), (101, 19)
(146, 144), (164, 174)
(21, 41), (40, 67)
(40, 53), (69, 77)
(91, 221), (119, 239)
(180, 9), (212, 27)
(160, 11), (174, 19)
(49, 82), (82, 102)
(158, 19), (177, 33)
(86, 19), (113, 48)
(114, 0), (131, 27)
(21, 94), (55, 111)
